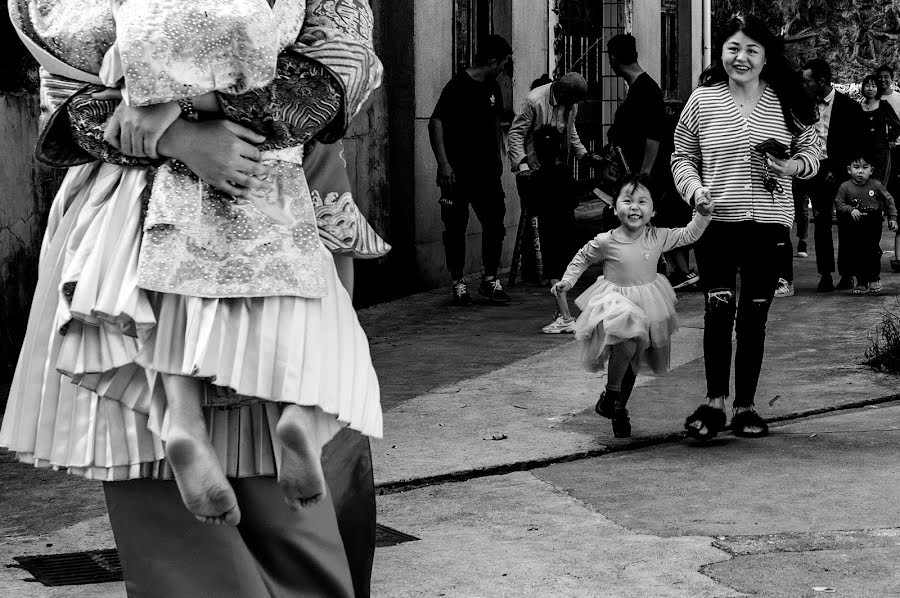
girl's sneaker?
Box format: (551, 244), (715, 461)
(867, 280), (883, 295)
(852, 284), (869, 295)
(541, 314), (576, 334)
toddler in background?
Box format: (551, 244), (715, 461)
(834, 151), (898, 295)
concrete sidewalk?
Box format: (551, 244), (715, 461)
(362, 228), (900, 490)
(2, 225), (900, 597)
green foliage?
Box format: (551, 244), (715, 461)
(863, 298), (900, 375)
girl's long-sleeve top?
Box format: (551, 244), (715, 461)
(561, 211), (711, 288)
(671, 82), (821, 228)
(834, 179), (898, 221)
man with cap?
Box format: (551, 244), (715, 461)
(508, 71), (598, 334)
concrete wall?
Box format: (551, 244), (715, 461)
(409, 0), (550, 290)
(632, 0), (662, 85)
(0, 94), (64, 378)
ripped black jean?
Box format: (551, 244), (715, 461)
(695, 221), (782, 407)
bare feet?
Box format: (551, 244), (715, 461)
(276, 404), (327, 510)
(162, 373), (240, 526)
(166, 431), (241, 526)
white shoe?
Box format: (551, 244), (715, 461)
(542, 315), (576, 334)
(773, 278), (794, 298)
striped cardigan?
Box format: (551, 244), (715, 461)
(671, 82), (821, 227)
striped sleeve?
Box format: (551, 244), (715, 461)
(790, 122), (821, 180)
(668, 83), (820, 227)
(671, 90), (704, 206)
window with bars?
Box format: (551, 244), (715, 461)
(553, 0), (626, 180)
(661, 0), (679, 100)
(452, 0), (513, 123)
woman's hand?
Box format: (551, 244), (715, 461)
(550, 280), (572, 297)
(692, 186), (711, 207)
(696, 196), (715, 216)
(889, 219), (898, 232)
(157, 119), (272, 198)
(851, 208), (862, 221)
(766, 155), (800, 177)
(103, 101), (182, 159)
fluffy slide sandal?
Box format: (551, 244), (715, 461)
(730, 409), (769, 438)
(684, 404), (727, 441)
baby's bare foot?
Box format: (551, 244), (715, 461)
(166, 432), (241, 526)
(276, 404), (326, 510)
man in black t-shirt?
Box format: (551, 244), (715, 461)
(429, 35), (513, 305)
(607, 33), (666, 178)
(607, 34), (699, 289)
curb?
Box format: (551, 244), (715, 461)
(375, 393), (900, 496)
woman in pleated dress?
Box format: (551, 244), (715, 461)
(4, 0), (384, 594)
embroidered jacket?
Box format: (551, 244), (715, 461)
(10, 0), (383, 299)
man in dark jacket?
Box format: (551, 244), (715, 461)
(802, 58), (864, 292)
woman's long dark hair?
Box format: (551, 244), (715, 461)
(699, 13), (816, 134)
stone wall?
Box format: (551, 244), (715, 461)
(0, 12), (64, 385)
(714, 0), (900, 84)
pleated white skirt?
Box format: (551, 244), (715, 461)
(0, 161), (382, 481)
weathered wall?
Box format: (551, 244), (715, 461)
(0, 12), (64, 384)
(632, 0), (662, 84)
(407, 0), (550, 291)
(341, 0), (400, 304)
(713, 0), (900, 84)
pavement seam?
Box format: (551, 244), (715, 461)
(375, 394), (900, 496)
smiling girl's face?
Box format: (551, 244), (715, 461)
(615, 182), (655, 232)
(721, 31), (766, 85)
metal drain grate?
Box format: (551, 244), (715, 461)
(12, 525), (418, 586)
(375, 523), (419, 547)
(12, 549), (122, 586)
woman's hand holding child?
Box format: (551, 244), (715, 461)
(550, 280), (572, 297)
(695, 196), (715, 216)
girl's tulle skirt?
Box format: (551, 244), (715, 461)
(573, 274), (679, 374)
(0, 161), (382, 481)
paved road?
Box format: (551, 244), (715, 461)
(2, 225), (899, 597)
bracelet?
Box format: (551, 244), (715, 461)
(178, 97), (198, 121)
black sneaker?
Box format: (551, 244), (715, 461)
(452, 280), (473, 306)
(479, 278), (511, 304)
(836, 275), (855, 290)
(796, 240), (808, 258)
(817, 275), (834, 293)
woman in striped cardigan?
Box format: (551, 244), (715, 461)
(671, 14), (820, 440)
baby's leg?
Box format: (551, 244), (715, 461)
(276, 404), (327, 510)
(161, 373), (240, 526)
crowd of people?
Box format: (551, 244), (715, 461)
(430, 15), (900, 441)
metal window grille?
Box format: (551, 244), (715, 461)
(554, 0), (626, 180)
(453, 0), (495, 75)
(661, 0), (679, 100)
